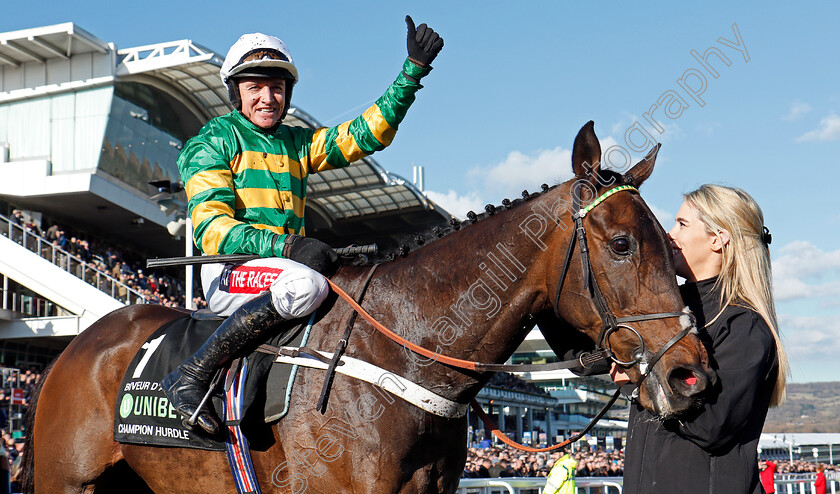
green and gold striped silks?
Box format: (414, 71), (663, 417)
(179, 58), (431, 256)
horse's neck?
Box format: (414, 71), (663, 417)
(355, 199), (560, 401)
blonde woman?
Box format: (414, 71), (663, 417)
(618, 184), (788, 494)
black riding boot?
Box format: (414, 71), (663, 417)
(161, 291), (284, 435)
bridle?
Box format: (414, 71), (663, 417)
(552, 183), (695, 385)
(319, 183), (696, 383)
(310, 182), (699, 452)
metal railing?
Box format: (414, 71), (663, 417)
(774, 472), (839, 494)
(457, 477), (622, 494)
(0, 214), (146, 308)
(3, 291), (57, 317)
(456, 472), (840, 494)
(458, 474), (840, 494)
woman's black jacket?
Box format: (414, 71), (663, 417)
(622, 277), (779, 494)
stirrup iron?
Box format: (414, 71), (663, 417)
(184, 368), (224, 430)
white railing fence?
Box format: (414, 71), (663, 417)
(774, 472), (839, 494)
(0, 214), (145, 307)
(457, 477), (622, 494)
(458, 473), (840, 494)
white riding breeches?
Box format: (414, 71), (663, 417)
(201, 257), (329, 318)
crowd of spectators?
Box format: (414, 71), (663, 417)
(462, 443), (624, 478)
(770, 459), (839, 474)
(487, 372), (551, 396)
(0, 368), (43, 490)
(5, 208), (206, 310)
(462, 443), (839, 479)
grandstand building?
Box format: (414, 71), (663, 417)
(0, 22), (449, 363)
(0, 23), (626, 444)
(469, 330), (630, 449)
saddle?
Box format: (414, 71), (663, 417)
(113, 310), (311, 451)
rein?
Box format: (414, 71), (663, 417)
(319, 184), (695, 452)
(325, 280), (608, 373)
(469, 390), (621, 453)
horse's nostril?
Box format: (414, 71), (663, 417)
(668, 366), (705, 396)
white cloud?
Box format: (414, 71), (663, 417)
(773, 241), (840, 279)
(654, 121), (684, 144)
(694, 122), (721, 135)
(468, 146), (574, 199)
(610, 113), (639, 136)
(778, 313), (840, 358)
(730, 241), (840, 380)
(598, 136), (625, 169)
(648, 204), (674, 229)
(601, 121), (680, 175)
(596, 135), (651, 174)
(609, 115), (681, 146)
(457, 132), (670, 221)
(608, 113), (678, 144)
(468, 135), (646, 200)
(796, 114), (840, 142)
(777, 313), (840, 382)
(775, 278), (840, 304)
(772, 241), (840, 302)
(424, 189), (485, 220)
(782, 100), (812, 121)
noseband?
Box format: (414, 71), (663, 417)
(552, 183), (694, 385)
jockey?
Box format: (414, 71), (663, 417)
(161, 16), (444, 435)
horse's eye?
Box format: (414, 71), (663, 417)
(611, 237), (631, 254)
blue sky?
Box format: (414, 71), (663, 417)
(5, 1), (840, 383)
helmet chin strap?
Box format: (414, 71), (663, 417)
(228, 84), (242, 111)
(281, 82), (294, 119)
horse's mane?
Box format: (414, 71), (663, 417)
(349, 169), (624, 266)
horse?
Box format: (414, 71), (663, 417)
(22, 121), (712, 493)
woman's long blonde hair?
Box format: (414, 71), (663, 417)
(684, 184), (788, 407)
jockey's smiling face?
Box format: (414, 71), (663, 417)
(238, 77), (287, 129)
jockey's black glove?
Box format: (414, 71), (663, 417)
(406, 15), (444, 67)
(282, 235), (339, 276)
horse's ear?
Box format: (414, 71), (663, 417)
(571, 121), (602, 181)
(623, 143), (661, 188)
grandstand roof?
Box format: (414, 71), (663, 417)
(116, 39), (229, 121)
(761, 433), (840, 448)
(0, 23), (109, 67)
(0, 23), (450, 256)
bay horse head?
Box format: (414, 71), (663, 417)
(533, 121), (712, 417)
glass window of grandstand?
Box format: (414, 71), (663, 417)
(0, 87), (113, 171)
(98, 82), (202, 191)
